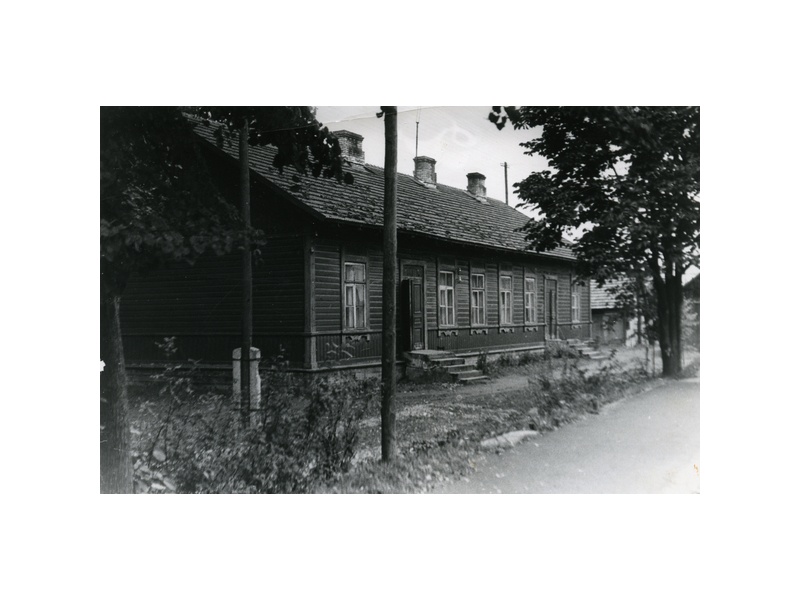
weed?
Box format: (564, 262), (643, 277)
(132, 340), (378, 493)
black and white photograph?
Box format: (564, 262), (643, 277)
(100, 106), (700, 494)
(12, 3), (800, 597)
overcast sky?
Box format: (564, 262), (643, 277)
(315, 106), (548, 217)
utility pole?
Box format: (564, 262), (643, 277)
(380, 106), (398, 462)
(502, 161), (509, 205)
(240, 118), (252, 427)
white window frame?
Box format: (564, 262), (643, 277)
(524, 276), (537, 324)
(571, 291), (581, 323)
(344, 261), (367, 330)
(438, 271), (455, 326)
(500, 275), (513, 325)
(470, 273), (486, 326)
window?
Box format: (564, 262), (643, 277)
(571, 291), (581, 322)
(525, 277), (536, 323)
(500, 275), (513, 325)
(470, 273), (486, 325)
(438, 271), (455, 326)
(344, 262), (366, 329)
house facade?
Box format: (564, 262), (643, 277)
(120, 119), (592, 375)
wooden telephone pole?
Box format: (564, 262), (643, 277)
(240, 118), (252, 426)
(381, 106), (398, 462)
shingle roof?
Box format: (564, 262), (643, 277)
(192, 119), (575, 262)
(591, 279), (631, 310)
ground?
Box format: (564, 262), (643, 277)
(438, 376), (700, 493)
(353, 346), (692, 464)
(129, 344), (699, 493)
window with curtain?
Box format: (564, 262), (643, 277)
(500, 275), (513, 325)
(438, 271), (455, 326)
(571, 291), (581, 322)
(470, 273), (486, 325)
(525, 277), (536, 323)
(344, 262), (366, 329)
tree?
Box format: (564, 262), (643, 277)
(100, 107), (352, 493)
(491, 107), (699, 376)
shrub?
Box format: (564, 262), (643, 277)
(132, 341), (378, 493)
(528, 354), (649, 430)
(476, 350), (498, 377)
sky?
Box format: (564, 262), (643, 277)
(315, 106), (547, 217)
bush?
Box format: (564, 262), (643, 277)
(132, 341), (378, 493)
(528, 355), (648, 430)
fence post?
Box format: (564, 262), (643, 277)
(233, 347), (262, 424)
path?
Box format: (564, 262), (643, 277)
(436, 377), (700, 493)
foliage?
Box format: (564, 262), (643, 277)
(476, 350), (493, 376)
(100, 106), (353, 292)
(490, 106), (699, 375)
(101, 106), (354, 492)
(132, 344), (377, 493)
(528, 351), (647, 430)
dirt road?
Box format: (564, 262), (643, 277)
(436, 377), (700, 493)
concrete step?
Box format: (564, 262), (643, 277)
(429, 357), (466, 367)
(452, 369), (485, 382)
(458, 375), (490, 384)
(446, 364), (476, 374)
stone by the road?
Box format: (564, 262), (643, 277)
(480, 430), (539, 449)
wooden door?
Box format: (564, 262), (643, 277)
(400, 264), (425, 351)
(545, 279), (557, 340)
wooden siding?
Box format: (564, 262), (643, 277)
(121, 233), (306, 364)
(313, 239), (342, 332)
(307, 228), (589, 368)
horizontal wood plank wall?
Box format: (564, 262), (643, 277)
(512, 264), (524, 325)
(486, 263), (499, 327)
(253, 234), (305, 332)
(456, 258), (470, 327)
(558, 272), (571, 325)
(121, 233), (306, 364)
(313, 238), (341, 332)
(368, 247), (384, 331)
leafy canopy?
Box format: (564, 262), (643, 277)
(100, 106), (352, 290)
(490, 106), (700, 284)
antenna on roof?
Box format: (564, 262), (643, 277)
(415, 107), (422, 158)
(501, 162), (509, 205)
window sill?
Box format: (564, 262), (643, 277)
(499, 327), (515, 333)
(438, 329), (459, 337)
(470, 328), (488, 335)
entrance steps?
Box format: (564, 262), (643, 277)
(404, 350), (489, 384)
(565, 339), (611, 360)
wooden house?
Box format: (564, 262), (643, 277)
(120, 119), (593, 377)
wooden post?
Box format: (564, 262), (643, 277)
(503, 161), (509, 205)
(240, 118), (252, 427)
(381, 106), (398, 462)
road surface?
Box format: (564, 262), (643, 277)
(438, 378), (700, 493)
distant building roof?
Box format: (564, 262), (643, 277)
(191, 118), (576, 262)
(591, 279), (624, 310)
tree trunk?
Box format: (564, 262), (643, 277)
(381, 107), (398, 462)
(100, 291), (133, 493)
(651, 259), (683, 378)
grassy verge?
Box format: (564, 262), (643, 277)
(130, 344), (698, 494)
(316, 351), (682, 493)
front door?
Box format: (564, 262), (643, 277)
(400, 264), (425, 351)
(545, 279), (558, 340)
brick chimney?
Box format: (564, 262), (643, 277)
(332, 130), (365, 164)
(467, 172), (487, 198)
(413, 156), (437, 187)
